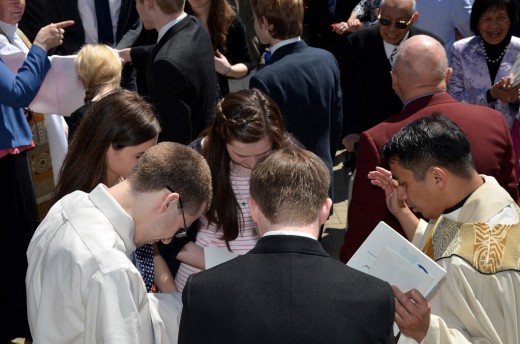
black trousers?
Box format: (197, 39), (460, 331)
(0, 151), (38, 342)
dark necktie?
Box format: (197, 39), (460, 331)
(389, 47), (397, 65)
(95, 0), (114, 45)
(264, 50), (272, 64)
(135, 244), (155, 292)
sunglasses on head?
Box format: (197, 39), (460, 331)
(378, 15), (413, 29)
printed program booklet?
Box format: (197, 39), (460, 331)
(347, 221), (446, 299)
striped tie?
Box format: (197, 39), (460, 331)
(390, 47), (398, 65)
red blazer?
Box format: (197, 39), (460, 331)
(340, 92), (519, 262)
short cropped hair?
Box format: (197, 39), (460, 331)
(379, 0), (416, 17)
(251, 0), (303, 39)
(156, 0), (185, 14)
(381, 113), (475, 181)
(250, 146), (330, 226)
(470, 0), (518, 35)
(129, 142), (212, 215)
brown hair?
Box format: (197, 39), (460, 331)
(52, 90), (161, 204)
(186, 0), (236, 51)
(129, 142), (213, 215)
(251, 0), (303, 39)
(155, 0), (186, 14)
(250, 146), (330, 225)
(200, 88), (290, 243)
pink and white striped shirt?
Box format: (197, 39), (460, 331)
(175, 172), (259, 291)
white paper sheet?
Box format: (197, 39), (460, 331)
(2, 52), (85, 116)
(204, 246), (240, 269)
(347, 221), (446, 298)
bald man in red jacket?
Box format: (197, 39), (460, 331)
(340, 35), (519, 262)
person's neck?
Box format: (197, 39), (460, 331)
(260, 224), (319, 239)
(443, 173), (484, 213)
(402, 85), (446, 103)
(230, 162), (252, 177)
(106, 171), (123, 188)
(191, 5), (210, 26)
(156, 11), (184, 31)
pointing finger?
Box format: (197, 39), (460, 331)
(54, 20), (75, 29)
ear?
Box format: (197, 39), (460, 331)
(445, 67), (453, 85)
(410, 12), (420, 25)
(391, 70), (399, 90)
(374, 7), (380, 18)
(429, 167), (447, 190)
(260, 16), (271, 30)
(318, 198), (333, 225)
(248, 197), (260, 224)
(161, 191), (180, 214)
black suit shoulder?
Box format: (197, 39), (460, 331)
(180, 236), (395, 344)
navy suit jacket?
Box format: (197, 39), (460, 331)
(250, 41), (343, 198)
(340, 92), (520, 262)
(131, 16), (216, 144)
(179, 235), (395, 344)
(340, 25), (441, 137)
(46, 0), (140, 55)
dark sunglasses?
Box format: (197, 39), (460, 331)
(378, 15), (413, 29)
(165, 186), (187, 238)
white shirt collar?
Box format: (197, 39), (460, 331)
(383, 31), (410, 60)
(263, 229), (316, 240)
(0, 20), (29, 52)
(270, 36), (301, 54)
(157, 13), (188, 43)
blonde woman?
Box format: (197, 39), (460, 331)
(66, 44), (122, 142)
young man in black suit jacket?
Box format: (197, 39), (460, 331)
(119, 0), (216, 144)
(179, 146), (395, 344)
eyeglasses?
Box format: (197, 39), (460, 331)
(378, 15), (414, 29)
(165, 186), (187, 238)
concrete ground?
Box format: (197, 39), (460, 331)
(320, 149), (351, 261)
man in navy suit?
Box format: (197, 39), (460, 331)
(340, 35), (519, 262)
(249, 0), (342, 211)
(119, 0), (216, 144)
(179, 146), (395, 344)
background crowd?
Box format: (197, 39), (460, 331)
(2, 0), (520, 343)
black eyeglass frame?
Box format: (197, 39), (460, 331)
(377, 15), (414, 29)
(165, 186), (187, 238)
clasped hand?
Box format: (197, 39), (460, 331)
(490, 76), (520, 103)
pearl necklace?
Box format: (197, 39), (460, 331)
(481, 40), (509, 64)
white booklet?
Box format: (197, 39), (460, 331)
(347, 221), (446, 299)
(204, 246), (240, 269)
